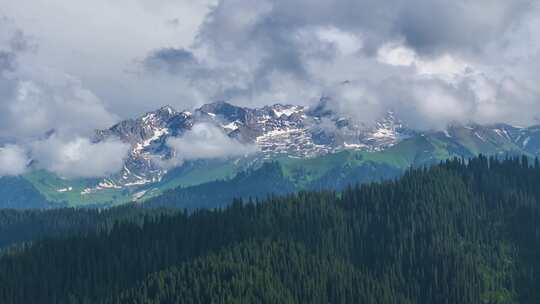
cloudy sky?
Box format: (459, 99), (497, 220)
(1, 0), (540, 176)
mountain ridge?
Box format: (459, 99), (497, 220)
(5, 100), (540, 208)
(91, 100), (413, 191)
(92, 100), (539, 191)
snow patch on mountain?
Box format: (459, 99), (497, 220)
(272, 105), (302, 117)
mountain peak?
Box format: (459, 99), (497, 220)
(138, 105), (179, 126)
(197, 101), (248, 122)
(145, 104), (177, 117)
(265, 104), (304, 118)
(198, 100), (240, 111)
(158, 105), (176, 115)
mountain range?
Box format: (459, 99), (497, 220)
(3, 99), (540, 209)
(92, 99), (411, 189)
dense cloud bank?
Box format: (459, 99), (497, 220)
(0, 18), (127, 178)
(1, 0), (540, 176)
(144, 0), (539, 129)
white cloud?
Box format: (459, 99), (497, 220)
(377, 42), (417, 67)
(30, 136), (130, 179)
(0, 145), (28, 176)
(0, 19), (119, 140)
(411, 84), (471, 129)
(1, 75), (119, 139)
(377, 41), (470, 80)
(165, 123), (258, 166)
(316, 27), (363, 56)
(0, 0), (215, 116)
(143, 0), (539, 131)
(0, 19), (130, 179)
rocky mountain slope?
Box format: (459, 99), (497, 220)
(91, 100), (413, 191)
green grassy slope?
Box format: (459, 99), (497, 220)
(22, 171), (127, 207)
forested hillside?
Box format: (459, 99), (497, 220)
(0, 176), (52, 209)
(0, 206), (174, 250)
(1, 156), (540, 303)
(143, 162), (296, 209)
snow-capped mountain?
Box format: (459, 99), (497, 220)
(92, 100), (414, 190)
(93, 106), (192, 190)
(7, 99), (540, 208)
(89, 99), (540, 194)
